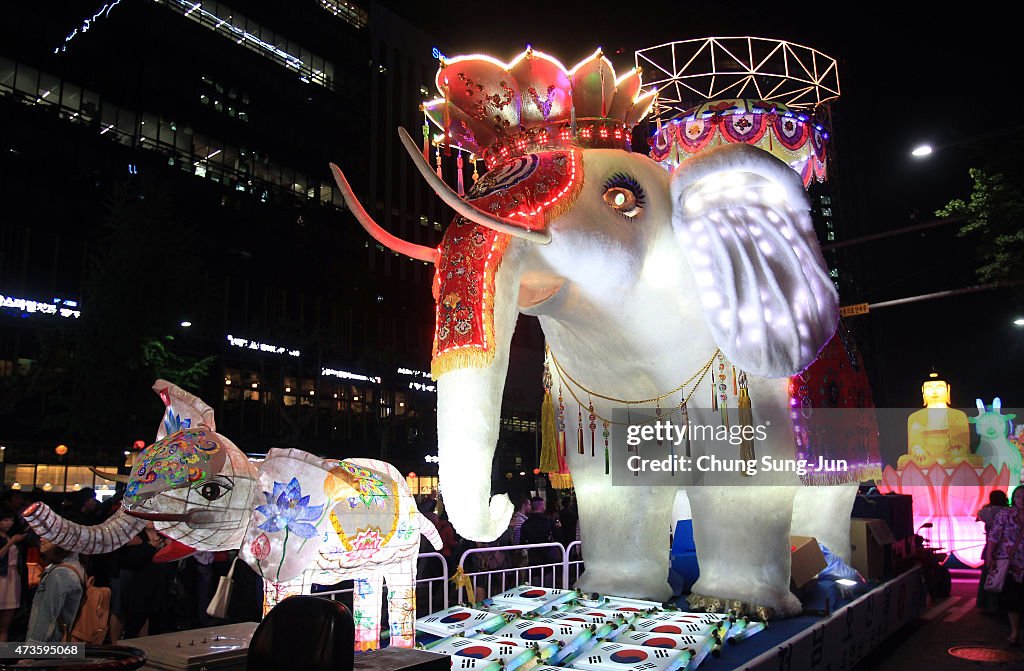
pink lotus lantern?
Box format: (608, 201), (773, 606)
(878, 461), (1010, 567)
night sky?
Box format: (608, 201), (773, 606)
(378, 2), (1020, 409)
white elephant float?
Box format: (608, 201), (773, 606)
(25, 380), (441, 650)
(330, 48), (853, 617)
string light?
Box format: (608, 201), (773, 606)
(54, 0), (123, 54)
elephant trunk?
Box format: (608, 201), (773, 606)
(434, 257), (523, 542)
(22, 501), (146, 554)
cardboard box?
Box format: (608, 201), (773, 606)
(790, 535), (826, 589)
(850, 518), (896, 579)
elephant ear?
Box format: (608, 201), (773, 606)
(671, 143), (838, 377)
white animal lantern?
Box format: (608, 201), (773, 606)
(239, 449), (441, 649)
(25, 381), (441, 651)
(972, 397), (1022, 489)
(329, 47), (843, 618)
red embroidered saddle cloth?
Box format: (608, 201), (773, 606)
(431, 150), (582, 377)
(789, 321), (882, 485)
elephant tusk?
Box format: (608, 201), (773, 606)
(396, 127), (552, 244)
(125, 508), (222, 525)
(328, 163), (440, 264)
(89, 466), (131, 484)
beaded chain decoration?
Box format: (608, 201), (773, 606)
(549, 350), (719, 427)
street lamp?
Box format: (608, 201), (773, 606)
(911, 144), (933, 158)
(1014, 318), (1024, 327)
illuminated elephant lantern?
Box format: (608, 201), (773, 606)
(330, 48), (845, 617)
(238, 449), (442, 649)
(25, 381), (441, 650)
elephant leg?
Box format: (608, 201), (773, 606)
(569, 456), (676, 601)
(687, 486), (801, 618)
(353, 574), (385, 651)
(791, 484), (858, 564)
(384, 557), (417, 648)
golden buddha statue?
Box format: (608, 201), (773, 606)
(899, 374), (979, 469)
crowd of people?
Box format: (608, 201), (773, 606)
(0, 485), (254, 644)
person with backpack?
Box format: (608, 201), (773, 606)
(25, 539), (84, 643)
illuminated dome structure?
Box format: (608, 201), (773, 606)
(638, 38), (838, 186)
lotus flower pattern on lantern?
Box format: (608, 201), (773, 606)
(349, 529), (385, 561)
(250, 533), (271, 561)
(162, 408), (191, 436)
(256, 478), (325, 539)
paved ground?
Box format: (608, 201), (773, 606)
(853, 569), (1024, 670)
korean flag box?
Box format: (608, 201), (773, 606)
(416, 606), (506, 637)
(568, 641), (687, 671)
(427, 635), (538, 671)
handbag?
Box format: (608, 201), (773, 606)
(206, 557), (237, 619)
(985, 524), (1024, 593)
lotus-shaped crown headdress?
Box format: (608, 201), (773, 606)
(424, 47), (657, 169)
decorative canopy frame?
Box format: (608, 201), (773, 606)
(635, 37), (840, 116)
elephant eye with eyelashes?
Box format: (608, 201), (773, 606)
(602, 173), (646, 218)
(194, 478), (233, 502)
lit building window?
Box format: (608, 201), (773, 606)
(160, 0), (337, 90)
(317, 0), (368, 29)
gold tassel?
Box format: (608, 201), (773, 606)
(577, 404), (585, 454)
(738, 387), (755, 473)
(539, 390), (559, 473)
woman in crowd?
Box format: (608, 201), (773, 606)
(0, 512), (27, 641)
(978, 490), (1009, 612)
(986, 486), (1024, 643)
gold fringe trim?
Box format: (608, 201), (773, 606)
(431, 347), (493, 379)
(859, 465), (883, 482)
(539, 391), (559, 473)
(548, 472), (573, 489)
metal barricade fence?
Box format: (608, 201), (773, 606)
(565, 540), (583, 588)
(459, 542), (584, 601)
(308, 543), (585, 615)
